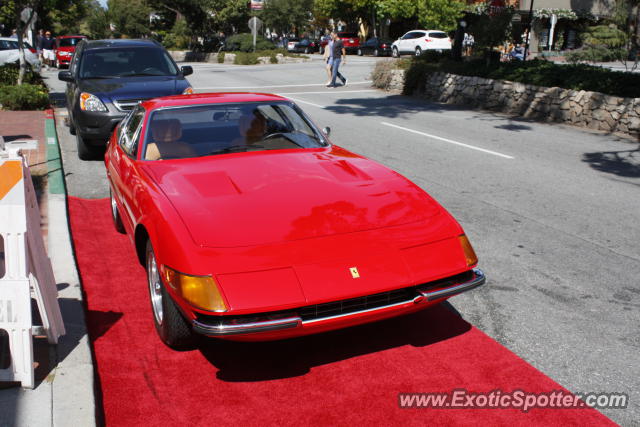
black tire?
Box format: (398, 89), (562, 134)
(373, 48), (379, 57)
(357, 48), (363, 56)
(146, 240), (197, 349)
(76, 134), (93, 160)
(109, 187), (125, 234)
(415, 46), (422, 57)
(392, 47), (399, 58)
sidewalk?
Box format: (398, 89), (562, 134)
(0, 110), (95, 426)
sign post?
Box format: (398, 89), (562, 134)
(548, 13), (558, 51)
(248, 17), (263, 52)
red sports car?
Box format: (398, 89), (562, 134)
(105, 93), (485, 349)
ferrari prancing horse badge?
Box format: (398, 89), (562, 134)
(350, 267), (360, 279)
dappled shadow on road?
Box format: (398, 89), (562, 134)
(324, 94), (468, 119)
(582, 143), (640, 178)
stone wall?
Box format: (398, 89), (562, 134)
(386, 70), (640, 137)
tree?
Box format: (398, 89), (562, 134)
(262, 0), (313, 36)
(107, 0), (150, 38)
(48, 0), (90, 34)
(84, 0), (110, 39)
(2, 0), (41, 84)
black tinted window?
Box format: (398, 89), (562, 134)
(429, 32), (448, 39)
(339, 33), (358, 39)
(79, 47), (178, 78)
(58, 38), (84, 47)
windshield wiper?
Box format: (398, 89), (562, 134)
(119, 72), (168, 77)
(201, 144), (265, 157)
(83, 75), (120, 79)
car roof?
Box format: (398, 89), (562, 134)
(141, 92), (289, 110)
(82, 39), (161, 50)
(56, 35), (86, 39)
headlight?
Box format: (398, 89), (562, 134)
(79, 92), (107, 112)
(458, 234), (478, 267)
(182, 87), (194, 95)
(161, 266), (227, 312)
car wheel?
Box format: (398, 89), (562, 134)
(76, 134), (95, 161)
(415, 46), (423, 57)
(109, 187), (125, 234)
(392, 47), (399, 58)
(146, 240), (196, 349)
(373, 48), (379, 57)
(357, 48), (363, 56)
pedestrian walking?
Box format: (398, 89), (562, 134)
(39, 31), (55, 68)
(36, 29), (44, 61)
(323, 36), (333, 85)
(327, 31), (347, 88)
(463, 33), (474, 57)
(10, 29), (18, 39)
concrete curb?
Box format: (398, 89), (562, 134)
(45, 112), (96, 426)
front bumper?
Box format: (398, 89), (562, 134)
(73, 106), (126, 145)
(193, 268), (485, 339)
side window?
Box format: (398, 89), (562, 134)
(70, 45), (82, 75)
(401, 33), (411, 40)
(119, 108), (145, 157)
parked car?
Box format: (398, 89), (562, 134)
(318, 35), (332, 54)
(392, 30), (452, 57)
(104, 92), (486, 349)
(357, 37), (394, 57)
(54, 35), (86, 68)
(286, 38), (300, 52)
(336, 31), (360, 54)
(58, 39), (193, 160)
(291, 38), (319, 54)
(0, 37), (40, 70)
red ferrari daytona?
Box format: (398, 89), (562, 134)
(104, 92), (486, 349)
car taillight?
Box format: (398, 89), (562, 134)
(381, 44), (387, 48)
(425, 38), (432, 42)
(29, 48), (36, 54)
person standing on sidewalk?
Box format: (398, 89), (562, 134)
(40, 31), (55, 68)
(327, 31), (347, 88)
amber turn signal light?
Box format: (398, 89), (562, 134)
(161, 266), (227, 312)
(458, 234), (478, 267)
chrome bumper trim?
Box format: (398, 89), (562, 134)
(193, 316), (302, 336)
(419, 268), (486, 301)
(193, 269), (485, 336)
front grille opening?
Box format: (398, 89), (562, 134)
(194, 270), (473, 327)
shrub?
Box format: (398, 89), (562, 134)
(225, 33), (275, 52)
(0, 84), (49, 110)
(234, 52), (260, 65)
(370, 60), (396, 89)
(402, 57), (640, 98)
(217, 51), (225, 63)
(0, 63), (41, 86)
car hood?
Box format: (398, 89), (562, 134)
(78, 76), (187, 102)
(143, 147), (444, 248)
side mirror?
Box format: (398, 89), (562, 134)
(322, 126), (331, 136)
(181, 65), (193, 76)
(58, 70), (73, 82)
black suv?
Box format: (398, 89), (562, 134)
(59, 39), (193, 159)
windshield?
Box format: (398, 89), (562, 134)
(143, 102), (328, 160)
(0, 39), (33, 50)
(58, 38), (84, 47)
(79, 47), (178, 78)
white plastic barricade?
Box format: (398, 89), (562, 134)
(0, 144), (65, 388)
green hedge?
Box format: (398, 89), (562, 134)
(402, 57), (640, 99)
(225, 33), (275, 52)
(0, 84), (49, 110)
(0, 63), (41, 86)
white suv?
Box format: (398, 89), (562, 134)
(391, 30), (451, 57)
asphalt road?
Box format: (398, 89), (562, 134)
(42, 54), (640, 425)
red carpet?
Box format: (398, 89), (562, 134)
(68, 197), (614, 426)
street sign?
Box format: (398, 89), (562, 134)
(248, 16), (262, 32)
(250, 0), (264, 10)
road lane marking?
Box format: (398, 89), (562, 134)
(278, 89), (378, 95)
(196, 81), (370, 90)
(285, 97), (326, 109)
(381, 122), (514, 159)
